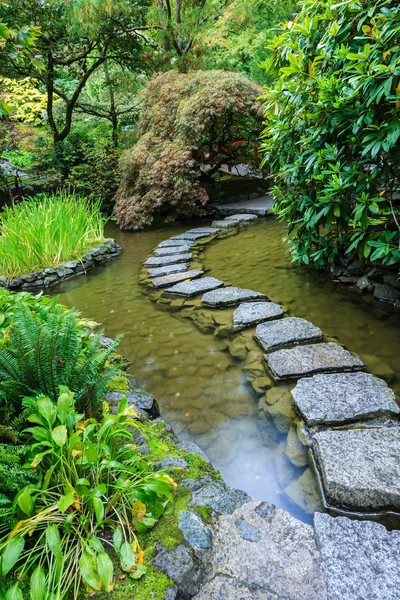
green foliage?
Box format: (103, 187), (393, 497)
(0, 304), (122, 428)
(0, 77), (47, 124)
(114, 69), (263, 229)
(261, 0), (400, 269)
(1, 149), (34, 170)
(0, 388), (175, 599)
(0, 191), (106, 278)
(106, 375), (131, 393)
(0, 445), (39, 504)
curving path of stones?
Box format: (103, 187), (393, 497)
(140, 205), (400, 599)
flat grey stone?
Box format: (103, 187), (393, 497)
(164, 276), (224, 298)
(315, 512), (400, 600)
(147, 264), (188, 278)
(266, 342), (365, 380)
(104, 390), (160, 419)
(152, 544), (203, 597)
(202, 286), (268, 307)
(187, 227), (220, 234)
(178, 511), (213, 549)
(144, 253), (192, 267)
(171, 229), (218, 240)
(177, 440), (211, 463)
(225, 213), (259, 223)
(313, 427), (400, 511)
(374, 283), (400, 303)
(151, 269), (203, 289)
(292, 372), (399, 426)
(158, 239), (195, 248)
(195, 500), (326, 600)
(156, 456), (188, 470)
(255, 317), (323, 351)
(186, 477), (251, 514)
(211, 220), (237, 229)
(215, 196), (274, 216)
(162, 586), (178, 600)
(154, 245), (192, 256)
(233, 301), (283, 330)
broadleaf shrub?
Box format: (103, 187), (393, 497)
(260, 0), (400, 269)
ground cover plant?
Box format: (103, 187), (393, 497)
(0, 389), (176, 599)
(260, 0), (400, 270)
(0, 191), (106, 279)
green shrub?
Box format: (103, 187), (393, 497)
(0, 304), (122, 429)
(0, 191), (106, 279)
(0, 388), (175, 599)
(0, 445), (39, 507)
(261, 0), (400, 269)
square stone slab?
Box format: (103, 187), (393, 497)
(313, 427), (400, 511)
(233, 301), (283, 330)
(225, 214), (259, 223)
(315, 512), (400, 600)
(266, 342), (365, 380)
(170, 232), (216, 241)
(186, 227), (220, 234)
(164, 276), (224, 298)
(157, 239), (195, 248)
(292, 372), (399, 426)
(151, 269), (203, 289)
(255, 317), (323, 351)
(144, 253), (192, 267)
(211, 220), (237, 229)
(154, 245), (192, 256)
(147, 264), (189, 278)
(202, 287), (268, 307)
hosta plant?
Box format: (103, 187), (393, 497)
(0, 388), (175, 599)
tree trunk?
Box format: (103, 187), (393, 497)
(104, 61), (118, 148)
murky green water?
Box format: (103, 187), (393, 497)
(51, 218), (400, 525)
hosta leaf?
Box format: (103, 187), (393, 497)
(51, 425), (67, 447)
(97, 552), (114, 592)
(1, 537), (24, 576)
(120, 542), (136, 572)
(30, 565), (46, 600)
(5, 583), (23, 600)
(79, 551), (102, 592)
(17, 487), (33, 516)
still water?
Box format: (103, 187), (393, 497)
(51, 219), (400, 524)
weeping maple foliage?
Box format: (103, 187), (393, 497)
(114, 69), (263, 229)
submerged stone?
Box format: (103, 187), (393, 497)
(255, 317), (323, 351)
(147, 264), (189, 278)
(315, 512), (400, 600)
(233, 301), (283, 330)
(225, 213), (259, 223)
(151, 269), (204, 289)
(211, 220), (237, 229)
(313, 427), (400, 511)
(154, 245), (192, 256)
(202, 286), (268, 307)
(164, 276), (224, 298)
(266, 342), (365, 380)
(144, 253), (192, 267)
(158, 239), (196, 248)
(292, 372), (399, 426)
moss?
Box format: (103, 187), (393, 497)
(192, 504), (213, 525)
(106, 375), (131, 393)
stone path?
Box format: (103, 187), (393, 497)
(139, 207), (400, 599)
(213, 195), (274, 216)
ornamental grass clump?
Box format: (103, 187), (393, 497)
(0, 191), (106, 279)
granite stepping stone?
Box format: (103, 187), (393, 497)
(313, 427), (400, 511)
(147, 264), (189, 278)
(225, 214), (259, 223)
(186, 227), (220, 234)
(158, 239), (195, 248)
(315, 512), (400, 600)
(154, 245), (192, 256)
(164, 276), (224, 298)
(211, 220), (237, 229)
(202, 287), (268, 307)
(151, 269), (203, 289)
(266, 342), (365, 381)
(170, 232), (216, 241)
(233, 301), (283, 330)
(144, 253), (192, 267)
(292, 372), (400, 426)
(255, 317), (323, 352)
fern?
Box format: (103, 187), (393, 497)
(0, 305), (123, 428)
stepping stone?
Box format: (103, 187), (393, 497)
(144, 253), (192, 267)
(214, 195), (274, 216)
(154, 245), (192, 256)
(186, 227), (220, 235)
(164, 276), (224, 298)
(292, 372), (400, 426)
(255, 317), (323, 351)
(211, 220), (237, 229)
(147, 264), (188, 277)
(151, 269), (203, 289)
(315, 512), (400, 600)
(233, 301), (283, 330)
(202, 287), (268, 307)
(313, 427), (400, 511)
(171, 232), (216, 241)
(266, 342), (365, 381)
(225, 214), (259, 223)
(158, 239), (195, 248)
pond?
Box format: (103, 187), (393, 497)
(51, 218), (400, 525)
